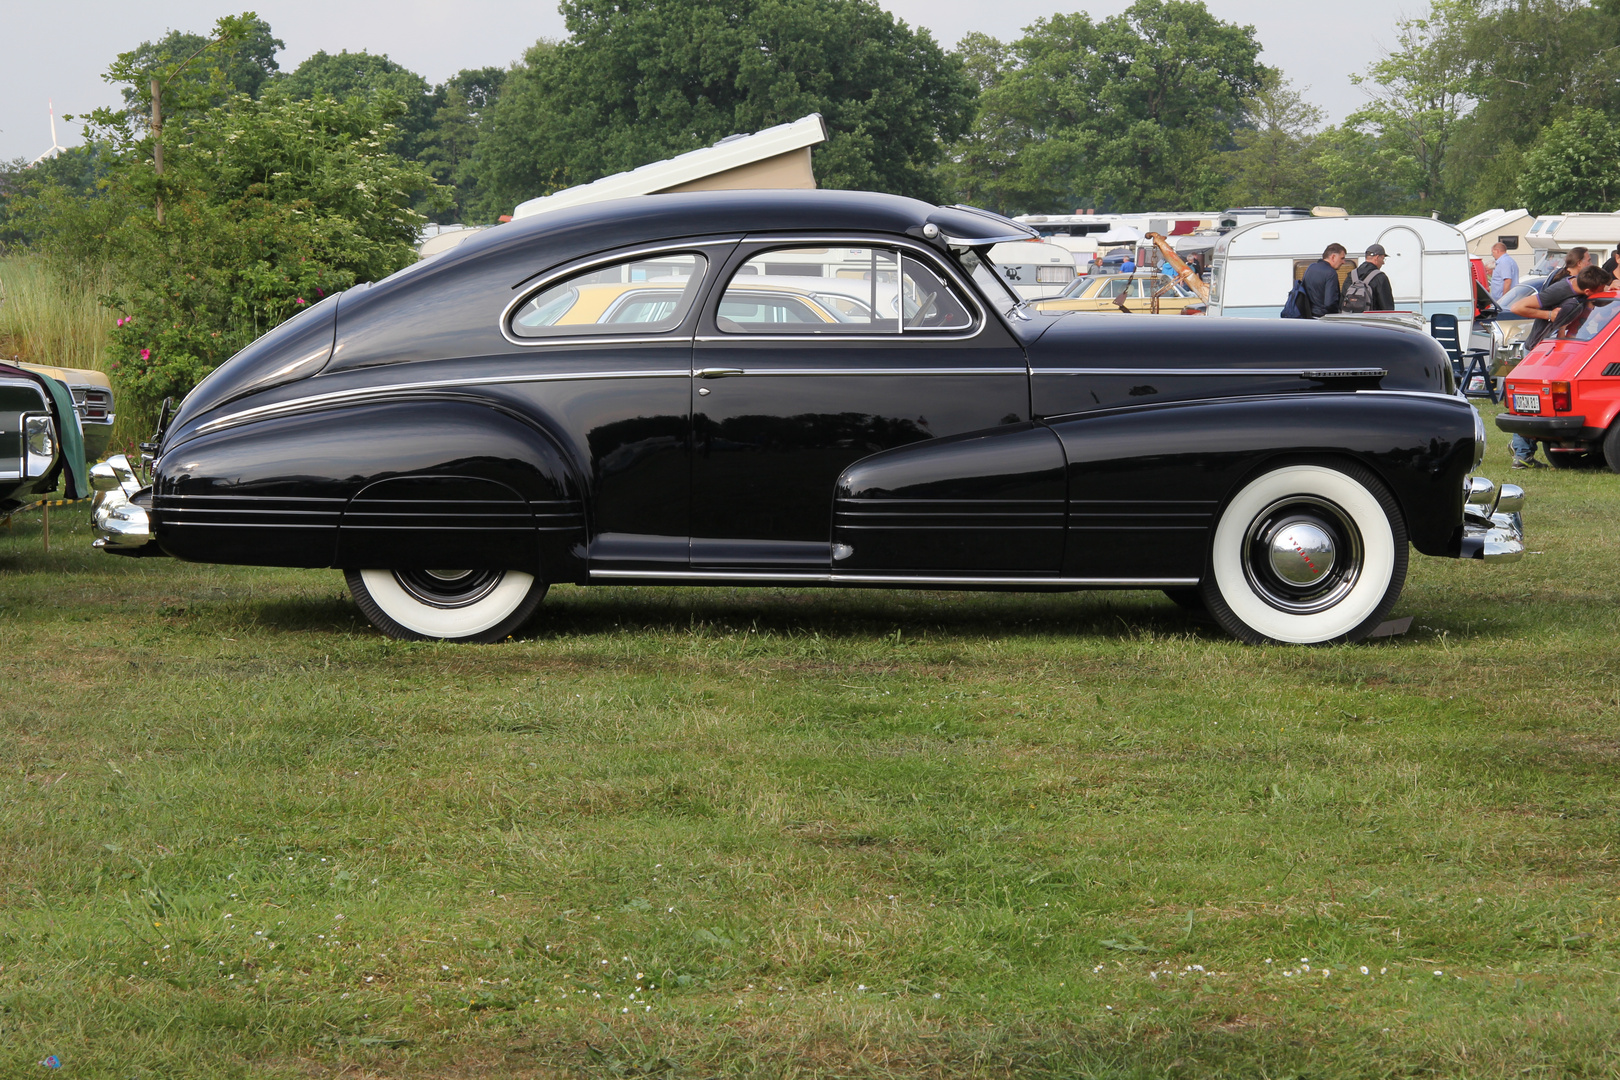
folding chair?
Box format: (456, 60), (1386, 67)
(1430, 313), (1498, 402)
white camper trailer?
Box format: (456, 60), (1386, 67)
(987, 239), (1079, 299)
(1523, 212), (1620, 274)
(1455, 207), (1534, 277)
(1208, 215), (1476, 342)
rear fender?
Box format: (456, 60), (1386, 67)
(154, 401), (585, 577)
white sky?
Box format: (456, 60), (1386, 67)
(1, 0), (1417, 163)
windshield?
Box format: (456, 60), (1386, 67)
(1497, 278), (1547, 316)
(956, 249), (1022, 312)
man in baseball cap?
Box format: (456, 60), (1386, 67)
(1342, 244), (1394, 313)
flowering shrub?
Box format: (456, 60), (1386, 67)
(28, 91), (445, 417)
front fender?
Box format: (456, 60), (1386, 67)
(1047, 393), (1476, 578)
(153, 400), (585, 578)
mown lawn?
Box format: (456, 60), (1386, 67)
(2, 429), (1617, 1078)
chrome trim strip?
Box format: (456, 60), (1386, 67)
(192, 369), (691, 436)
(1355, 389), (1474, 404)
(589, 568), (1198, 586)
(690, 366), (1023, 376)
(1037, 367), (1313, 376)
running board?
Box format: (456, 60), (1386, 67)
(588, 569), (1199, 587)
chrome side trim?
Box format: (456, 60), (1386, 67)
(1355, 389), (1474, 404)
(191, 369), (691, 437)
(589, 568), (1198, 586)
(690, 366), (1023, 376)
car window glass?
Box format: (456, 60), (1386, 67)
(1564, 297), (1620, 342)
(1096, 278), (1129, 299)
(510, 253), (705, 338)
(900, 257), (973, 330)
(956, 249), (1022, 311)
(718, 247), (900, 333)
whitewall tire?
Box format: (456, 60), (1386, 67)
(345, 569), (548, 643)
(1199, 463), (1407, 645)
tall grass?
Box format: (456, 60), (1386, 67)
(0, 254), (148, 450)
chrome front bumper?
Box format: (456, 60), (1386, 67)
(1459, 476), (1525, 563)
(90, 454), (154, 553)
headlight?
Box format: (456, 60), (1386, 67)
(1471, 403), (1486, 467)
(22, 414), (57, 478)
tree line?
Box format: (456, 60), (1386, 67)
(3, 0), (1618, 417)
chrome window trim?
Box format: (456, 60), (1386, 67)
(714, 234), (988, 341)
(190, 369), (692, 437)
(499, 239), (739, 347)
(590, 568), (1199, 587)
(1037, 367), (1311, 376)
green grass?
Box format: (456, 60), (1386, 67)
(2, 426), (1618, 1078)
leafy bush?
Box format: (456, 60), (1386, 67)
(26, 90), (444, 418)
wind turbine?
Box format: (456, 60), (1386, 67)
(29, 100), (67, 166)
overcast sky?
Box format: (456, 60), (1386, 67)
(1, 0), (1416, 163)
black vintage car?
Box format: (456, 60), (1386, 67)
(92, 191), (1524, 644)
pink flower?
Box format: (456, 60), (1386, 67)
(295, 297), (306, 306)
(115, 317), (125, 326)
(139, 348), (151, 360)
(315, 287), (324, 297)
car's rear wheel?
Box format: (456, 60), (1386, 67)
(1602, 423), (1620, 474)
(1546, 448), (1602, 469)
(345, 569), (547, 643)
(1199, 462), (1407, 645)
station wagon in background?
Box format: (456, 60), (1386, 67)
(93, 190), (1524, 645)
(1, 360), (91, 517)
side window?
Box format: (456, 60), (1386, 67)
(1096, 277), (1130, 299)
(900, 256), (973, 330)
(718, 247), (900, 333)
(510, 253), (706, 339)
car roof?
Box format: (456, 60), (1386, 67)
(431, 190), (1035, 280)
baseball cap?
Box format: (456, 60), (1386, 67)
(1365, 244), (1387, 257)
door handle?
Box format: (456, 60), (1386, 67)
(696, 367), (745, 379)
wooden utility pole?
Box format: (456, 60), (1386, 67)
(150, 76), (164, 224)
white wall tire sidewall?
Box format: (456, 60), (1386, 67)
(1210, 465), (1396, 644)
(358, 569), (537, 640)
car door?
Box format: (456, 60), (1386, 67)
(687, 238), (1031, 572)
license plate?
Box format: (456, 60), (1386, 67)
(1513, 393), (1541, 414)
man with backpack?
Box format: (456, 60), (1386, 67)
(1283, 244), (1346, 319)
(1341, 244), (1394, 313)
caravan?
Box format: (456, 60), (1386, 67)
(1208, 215), (1477, 343)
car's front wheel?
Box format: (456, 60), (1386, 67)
(345, 569), (548, 643)
(1199, 463), (1407, 645)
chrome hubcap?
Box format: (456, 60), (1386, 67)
(1242, 497), (1363, 614)
(393, 569), (505, 609)
(1268, 522), (1336, 584)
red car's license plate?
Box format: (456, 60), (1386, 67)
(1513, 393), (1541, 414)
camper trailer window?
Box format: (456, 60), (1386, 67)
(1497, 236), (1519, 251)
(510, 253), (706, 338)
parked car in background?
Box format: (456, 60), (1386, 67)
(1, 360), (89, 516)
(1035, 272), (1203, 315)
(94, 189), (1522, 646)
(1496, 290), (1620, 470)
(15, 361), (115, 462)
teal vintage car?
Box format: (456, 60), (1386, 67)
(1, 359), (90, 516)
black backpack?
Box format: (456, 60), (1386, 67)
(1341, 265), (1383, 314)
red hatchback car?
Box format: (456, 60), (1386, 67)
(1496, 290), (1620, 470)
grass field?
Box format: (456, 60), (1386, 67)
(2, 425), (1618, 1078)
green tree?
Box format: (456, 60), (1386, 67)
(280, 50), (436, 157)
(470, 0), (974, 217)
(1516, 105), (1620, 213)
(27, 85), (444, 415)
(418, 67), (508, 222)
(1219, 72), (1324, 207)
(1447, 0), (1620, 211)
(940, 0), (1267, 215)
(109, 12), (283, 120)
(1336, 0), (1480, 218)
